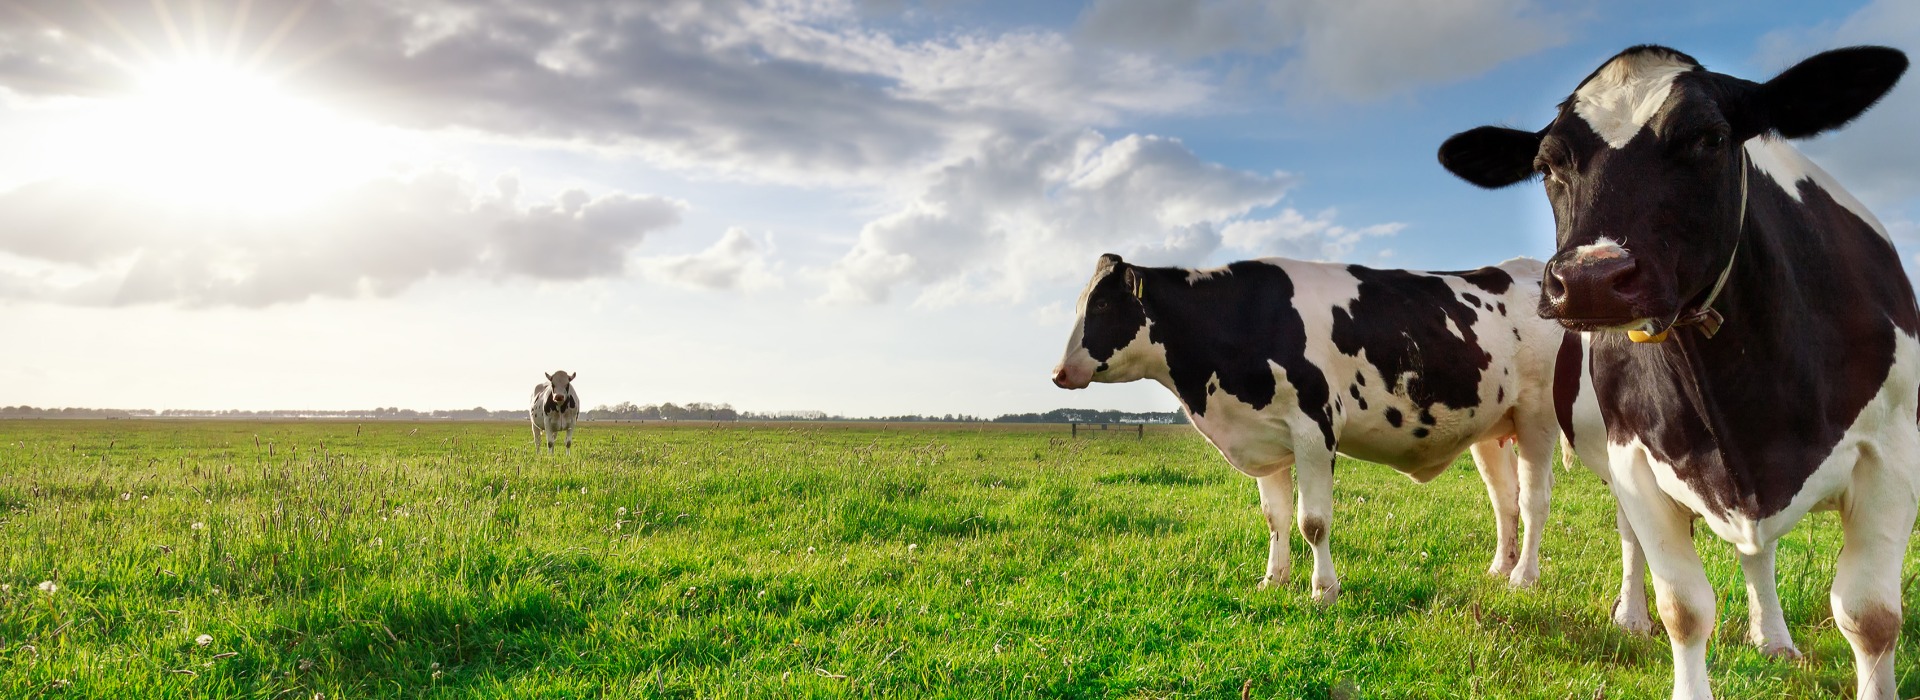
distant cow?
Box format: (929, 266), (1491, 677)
(1053, 254), (1577, 604)
(530, 371), (580, 454)
(1441, 45), (1917, 699)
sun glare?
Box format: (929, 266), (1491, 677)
(55, 60), (393, 213)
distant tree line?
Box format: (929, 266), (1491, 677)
(990, 408), (1188, 425)
(1, 403), (1184, 424)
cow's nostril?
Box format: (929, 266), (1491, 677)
(1601, 258), (1640, 294)
(1544, 265), (1568, 300)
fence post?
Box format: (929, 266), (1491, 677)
(1136, 424), (1143, 440)
(1071, 422), (1078, 438)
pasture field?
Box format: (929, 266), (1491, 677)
(0, 419), (1915, 699)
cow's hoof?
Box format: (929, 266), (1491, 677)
(1310, 583), (1340, 607)
(1612, 599), (1654, 635)
(1754, 639), (1803, 660)
(1506, 566), (1539, 589)
(1256, 573), (1287, 591)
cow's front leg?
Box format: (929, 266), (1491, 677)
(564, 426), (575, 454)
(530, 424), (541, 452)
(1737, 542), (1799, 659)
(1614, 455), (1715, 699)
(1255, 462), (1295, 590)
(1468, 440), (1520, 578)
(1294, 443), (1338, 606)
(1509, 418), (1556, 587)
(1611, 503), (1654, 634)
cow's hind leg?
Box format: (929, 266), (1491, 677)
(1738, 542), (1799, 658)
(1469, 440), (1521, 579)
(1294, 443), (1338, 605)
(1832, 445), (1914, 700)
(1611, 503), (1654, 634)
(1255, 462), (1296, 590)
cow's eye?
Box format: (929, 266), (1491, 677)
(1695, 130), (1727, 153)
(1090, 299), (1112, 314)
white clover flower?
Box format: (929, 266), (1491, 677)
(37, 580), (57, 594)
(195, 634), (213, 647)
(191, 522), (205, 531)
(907, 543), (919, 553)
(120, 492), (131, 501)
(579, 487), (588, 495)
(617, 507), (628, 516)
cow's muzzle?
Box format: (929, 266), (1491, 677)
(1052, 364), (1091, 390)
(1541, 255), (1658, 330)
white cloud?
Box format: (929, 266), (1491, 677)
(0, 1), (1211, 186)
(1076, 0), (1570, 102)
(0, 172), (683, 307)
(1220, 208), (1405, 258)
(1754, 0), (1920, 209)
(825, 129), (1399, 305)
(642, 227), (783, 292)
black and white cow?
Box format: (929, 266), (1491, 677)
(530, 371), (580, 454)
(1441, 45), (1917, 699)
(1053, 254), (1575, 604)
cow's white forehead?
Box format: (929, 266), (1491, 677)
(1573, 51), (1697, 149)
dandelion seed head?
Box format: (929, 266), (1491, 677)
(195, 634), (213, 647)
(37, 580), (57, 594)
(191, 522), (205, 531)
(907, 543), (919, 553)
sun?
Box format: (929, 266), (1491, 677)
(52, 59), (394, 213)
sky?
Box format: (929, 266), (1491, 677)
(1, 0), (1917, 417)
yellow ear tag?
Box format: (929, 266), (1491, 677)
(1627, 328), (1670, 343)
(1133, 277), (1144, 298)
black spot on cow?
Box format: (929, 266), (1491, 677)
(1330, 266), (1494, 420)
(1512, 328), (1522, 341)
(1348, 385), (1367, 411)
(1497, 386), (1505, 404)
(1462, 292), (1482, 308)
(1384, 407), (1402, 427)
(1102, 261), (1339, 449)
(1412, 427), (1430, 439)
(1437, 266), (1515, 295)
(1354, 396), (1367, 411)
(1418, 410), (1436, 425)
(1497, 302), (1508, 316)
(1553, 332), (1582, 445)
(1354, 370), (1366, 387)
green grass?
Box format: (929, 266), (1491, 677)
(0, 419), (1915, 698)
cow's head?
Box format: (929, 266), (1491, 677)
(1052, 254), (1157, 389)
(546, 371), (575, 397)
(1439, 45), (1906, 336)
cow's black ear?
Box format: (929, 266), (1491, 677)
(1758, 46), (1907, 139)
(1438, 126), (1544, 189)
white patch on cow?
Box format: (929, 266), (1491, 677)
(1745, 137), (1890, 240)
(1573, 52), (1695, 149)
(1571, 236), (1628, 263)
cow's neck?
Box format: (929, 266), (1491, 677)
(1597, 170), (1918, 518)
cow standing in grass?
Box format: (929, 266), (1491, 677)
(1053, 254), (1576, 604)
(1441, 45), (1917, 699)
(530, 371), (580, 454)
